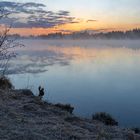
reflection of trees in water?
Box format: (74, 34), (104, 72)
(7, 41), (140, 75)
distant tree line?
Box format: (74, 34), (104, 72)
(93, 29), (140, 39)
(10, 28), (140, 39)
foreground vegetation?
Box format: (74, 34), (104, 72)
(92, 112), (118, 126)
(0, 80), (140, 140)
(0, 76), (13, 90)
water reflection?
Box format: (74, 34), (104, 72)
(7, 40), (140, 75)
(8, 39), (140, 127)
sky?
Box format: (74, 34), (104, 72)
(1, 0), (140, 36)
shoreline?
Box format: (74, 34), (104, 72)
(0, 88), (140, 140)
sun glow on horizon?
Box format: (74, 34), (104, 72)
(2, 0), (140, 36)
(9, 22), (140, 36)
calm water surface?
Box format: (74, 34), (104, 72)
(8, 39), (140, 127)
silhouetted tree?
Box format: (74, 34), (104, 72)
(0, 8), (23, 76)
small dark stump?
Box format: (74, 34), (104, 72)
(38, 86), (44, 99)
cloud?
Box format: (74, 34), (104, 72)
(93, 28), (117, 33)
(58, 29), (73, 33)
(0, 1), (79, 28)
(87, 19), (97, 23)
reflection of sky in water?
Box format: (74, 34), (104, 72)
(9, 39), (140, 127)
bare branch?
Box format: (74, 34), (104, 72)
(0, 8), (24, 76)
(0, 7), (10, 19)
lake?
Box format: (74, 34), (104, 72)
(8, 39), (140, 127)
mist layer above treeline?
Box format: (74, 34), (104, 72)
(9, 29), (140, 40)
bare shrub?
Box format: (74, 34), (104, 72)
(0, 7), (23, 88)
(92, 112), (118, 126)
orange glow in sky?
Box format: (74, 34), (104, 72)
(10, 22), (140, 36)
(3, 0), (140, 36)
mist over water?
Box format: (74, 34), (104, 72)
(9, 39), (140, 127)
